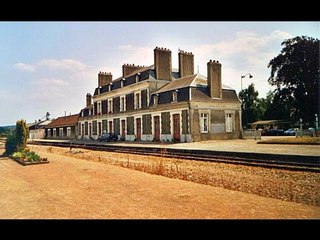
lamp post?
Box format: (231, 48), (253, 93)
(241, 73), (253, 91)
(240, 73), (253, 130)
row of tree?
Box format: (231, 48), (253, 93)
(239, 36), (319, 129)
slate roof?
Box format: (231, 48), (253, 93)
(154, 74), (234, 94)
(45, 114), (79, 128)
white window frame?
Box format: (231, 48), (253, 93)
(53, 128), (56, 137)
(67, 127), (71, 137)
(200, 112), (209, 133)
(225, 112), (234, 133)
(134, 91), (141, 110)
(153, 95), (158, 106)
(172, 91), (178, 102)
(120, 95), (126, 112)
(97, 101), (101, 115)
(108, 99), (113, 113)
(59, 128), (64, 137)
(136, 73), (141, 83)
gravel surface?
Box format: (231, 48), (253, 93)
(29, 145), (320, 207)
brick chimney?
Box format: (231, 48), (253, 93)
(98, 72), (112, 87)
(178, 50), (194, 78)
(122, 64), (145, 77)
(207, 60), (222, 99)
(86, 93), (92, 107)
(154, 47), (172, 81)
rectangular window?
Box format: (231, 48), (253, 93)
(67, 127), (71, 137)
(120, 96), (126, 112)
(200, 113), (209, 133)
(59, 128), (64, 137)
(97, 102), (101, 115)
(108, 99), (113, 113)
(53, 128), (56, 137)
(84, 122), (88, 135)
(92, 121), (97, 135)
(135, 92), (141, 109)
(102, 120), (107, 133)
(226, 113), (233, 132)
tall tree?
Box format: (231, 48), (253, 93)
(262, 90), (292, 121)
(268, 36), (319, 126)
(239, 83), (262, 127)
(15, 119), (29, 151)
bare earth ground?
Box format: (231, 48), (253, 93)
(0, 143), (319, 219)
(31, 145), (320, 206)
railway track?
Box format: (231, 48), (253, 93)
(29, 140), (320, 173)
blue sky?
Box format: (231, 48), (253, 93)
(0, 21), (318, 126)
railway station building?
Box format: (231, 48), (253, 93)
(78, 47), (242, 142)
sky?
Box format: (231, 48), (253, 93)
(0, 21), (318, 126)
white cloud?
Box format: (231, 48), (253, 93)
(118, 45), (154, 66)
(270, 30), (293, 39)
(13, 58), (89, 73)
(192, 30), (293, 97)
(30, 78), (69, 87)
(13, 63), (36, 72)
(38, 59), (88, 72)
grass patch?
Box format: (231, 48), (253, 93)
(258, 137), (320, 145)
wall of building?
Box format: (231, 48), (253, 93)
(189, 101), (241, 141)
(29, 129), (46, 139)
(46, 126), (77, 139)
(78, 107), (192, 142)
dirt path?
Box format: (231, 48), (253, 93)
(0, 148), (319, 219)
(30, 145), (320, 206)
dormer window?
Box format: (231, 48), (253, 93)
(172, 90), (178, 102)
(121, 78), (125, 88)
(136, 73), (141, 83)
(108, 83), (113, 92)
(153, 94), (159, 106)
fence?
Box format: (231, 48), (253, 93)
(243, 129), (261, 140)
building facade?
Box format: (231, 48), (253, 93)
(28, 120), (52, 139)
(78, 47), (242, 142)
(45, 114), (79, 139)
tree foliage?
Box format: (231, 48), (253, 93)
(268, 36), (319, 126)
(239, 83), (264, 127)
(5, 134), (16, 155)
(15, 119), (28, 151)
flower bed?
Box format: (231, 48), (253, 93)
(11, 149), (49, 166)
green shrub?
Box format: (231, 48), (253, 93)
(16, 119), (28, 152)
(26, 151), (40, 162)
(5, 134), (16, 155)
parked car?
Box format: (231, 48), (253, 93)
(264, 129), (284, 136)
(284, 128), (296, 136)
(98, 133), (118, 142)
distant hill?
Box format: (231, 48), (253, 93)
(0, 125), (15, 130)
(0, 125), (15, 135)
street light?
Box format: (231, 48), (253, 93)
(241, 73), (253, 91)
(240, 73), (253, 131)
